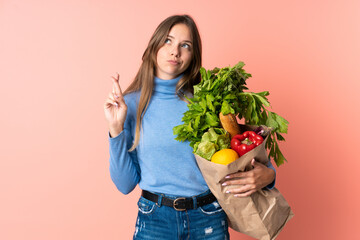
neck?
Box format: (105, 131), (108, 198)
(153, 74), (183, 97)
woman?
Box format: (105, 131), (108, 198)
(104, 14), (276, 239)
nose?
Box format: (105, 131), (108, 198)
(170, 45), (180, 57)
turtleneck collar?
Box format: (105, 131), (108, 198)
(153, 74), (183, 97)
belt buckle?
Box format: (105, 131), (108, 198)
(173, 197), (186, 211)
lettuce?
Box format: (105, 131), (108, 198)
(194, 128), (230, 160)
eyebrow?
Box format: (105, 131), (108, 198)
(167, 35), (192, 44)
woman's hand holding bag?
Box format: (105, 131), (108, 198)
(221, 159), (275, 197)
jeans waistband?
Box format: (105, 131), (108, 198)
(141, 189), (216, 211)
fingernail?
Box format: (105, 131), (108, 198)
(222, 183), (227, 186)
(114, 102), (118, 107)
(234, 194), (238, 197)
(226, 190), (230, 194)
(115, 94), (119, 98)
(225, 175), (230, 179)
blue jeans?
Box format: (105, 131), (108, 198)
(133, 190), (229, 240)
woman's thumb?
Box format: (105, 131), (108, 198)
(251, 158), (260, 167)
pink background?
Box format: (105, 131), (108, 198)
(1, 0), (359, 239)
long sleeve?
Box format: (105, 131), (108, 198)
(108, 94), (140, 195)
(265, 160), (276, 189)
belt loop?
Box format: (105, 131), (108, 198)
(157, 193), (163, 207)
(192, 196), (197, 209)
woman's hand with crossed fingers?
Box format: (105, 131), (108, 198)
(104, 73), (128, 138)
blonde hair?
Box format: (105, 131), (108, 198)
(123, 14), (202, 151)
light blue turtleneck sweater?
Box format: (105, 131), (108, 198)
(109, 75), (210, 196)
(108, 75), (275, 196)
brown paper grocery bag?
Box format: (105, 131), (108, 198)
(194, 125), (294, 240)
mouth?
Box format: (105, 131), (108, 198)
(168, 60), (180, 65)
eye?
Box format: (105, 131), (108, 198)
(165, 38), (171, 44)
(181, 43), (191, 49)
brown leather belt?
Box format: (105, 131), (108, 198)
(141, 190), (217, 211)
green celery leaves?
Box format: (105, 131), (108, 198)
(173, 61), (289, 166)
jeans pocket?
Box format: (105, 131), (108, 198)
(198, 200), (225, 215)
(137, 196), (157, 215)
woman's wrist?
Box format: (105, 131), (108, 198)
(109, 127), (123, 138)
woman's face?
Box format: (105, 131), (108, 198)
(155, 23), (193, 80)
